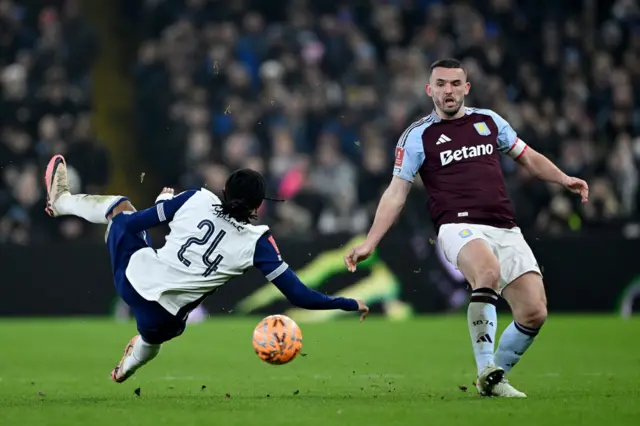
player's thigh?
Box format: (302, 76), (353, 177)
(106, 213), (149, 273)
(495, 229), (547, 327)
(119, 284), (186, 344)
(111, 263), (185, 344)
(438, 224), (500, 289)
(492, 227), (542, 291)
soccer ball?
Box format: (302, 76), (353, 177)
(252, 314), (303, 365)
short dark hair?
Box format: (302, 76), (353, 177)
(219, 168), (267, 222)
(429, 58), (466, 77)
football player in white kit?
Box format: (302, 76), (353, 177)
(44, 155), (369, 383)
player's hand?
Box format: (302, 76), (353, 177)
(344, 243), (375, 272)
(356, 299), (369, 322)
(562, 176), (589, 203)
(160, 187), (175, 196)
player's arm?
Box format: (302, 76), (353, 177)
(365, 128), (425, 248)
(492, 111), (589, 203)
(362, 176), (412, 250)
(123, 189), (198, 234)
(518, 148), (588, 202)
(253, 233), (367, 315)
(344, 127), (424, 272)
(517, 147), (569, 184)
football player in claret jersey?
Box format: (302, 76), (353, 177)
(345, 59), (589, 398)
(44, 155), (369, 383)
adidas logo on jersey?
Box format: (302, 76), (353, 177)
(440, 144), (494, 166)
(436, 134), (451, 145)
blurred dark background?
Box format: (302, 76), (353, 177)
(2, 0), (640, 245)
(2, 0), (640, 317)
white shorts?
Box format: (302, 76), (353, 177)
(437, 223), (541, 292)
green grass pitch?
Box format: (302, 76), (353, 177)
(1, 315), (639, 426)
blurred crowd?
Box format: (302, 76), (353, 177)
(2, 0), (640, 245)
(0, 0), (107, 244)
(134, 0), (640, 238)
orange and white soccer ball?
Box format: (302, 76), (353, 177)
(252, 314), (303, 365)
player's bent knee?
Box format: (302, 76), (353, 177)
(504, 271), (547, 328)
(108, 200), (136, 220)
(137, 321), (186, 345)
(516, 304), (547, 329)
(457, 239), (500, 290)
(139, 329), (182, 345)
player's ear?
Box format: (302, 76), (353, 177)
(464, 82), (471, 95)
(425, 83), (432, 96)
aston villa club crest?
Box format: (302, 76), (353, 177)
(474, 122), (491, 136)
(459, 229), (473, 238)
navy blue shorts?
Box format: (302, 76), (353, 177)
(106, 208), (187, 344)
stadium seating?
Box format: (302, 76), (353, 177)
(0, 1), (108, 244)
(133, 0), (640, 236)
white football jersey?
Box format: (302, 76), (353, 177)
(125, 188), (269, 316)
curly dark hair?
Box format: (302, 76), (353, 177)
(218, 168), (269, 223)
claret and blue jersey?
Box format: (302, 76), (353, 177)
(106, 187), (357, 343)
(393, 107), (529, 231)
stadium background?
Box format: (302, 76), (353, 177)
(2, 3), (640, 426)
(1, 0), (640, 319)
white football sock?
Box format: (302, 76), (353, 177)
(122, 337), (161, 374)
(468, 287), (499, 375)
(495, 321), (539, 375)
(54, 194), (126, 224)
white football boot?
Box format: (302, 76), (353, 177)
(491, 379), (527, 398)
(476, 375), (527, 398)
(475, 365), (505, 396)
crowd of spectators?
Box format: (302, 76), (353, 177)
(0, 0), (107, 244)
(134, 0), (640, 237)
(3, 0), (640, 245)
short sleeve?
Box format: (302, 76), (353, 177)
(392, 124), (426, 182)
(477, 108), (528, 160)
(253, 233), (289, 281)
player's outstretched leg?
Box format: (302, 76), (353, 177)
(492, 272), (546, 398)
(111, 335), (161, 383)
(102, 198), (163, 383)
(456, 239), (504, 396)
(45, 154), (127, 223)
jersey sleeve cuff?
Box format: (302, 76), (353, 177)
(392, 168), (415, 182)
(345, 298), (360, 311)
(266, 262), (289, 281)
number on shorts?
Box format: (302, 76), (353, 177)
(177, 219), (227, 277)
